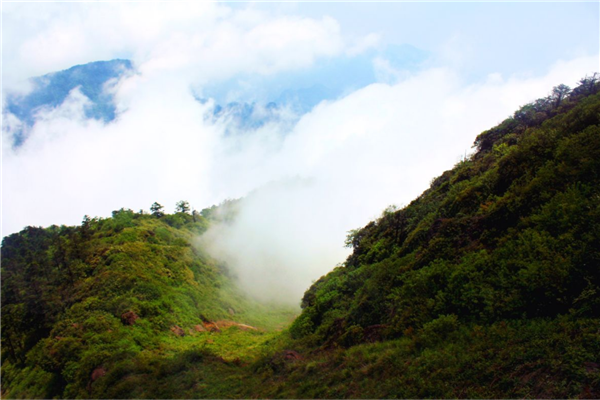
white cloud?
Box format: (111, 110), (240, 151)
(372, 56), (412, 84)
(346, 32), (381, 57)
(3, 3), (345, 95)
(198, 56), (598, 304)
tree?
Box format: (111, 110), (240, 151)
(572, 73), (599, 97)
(175, 200), (190, 214)
(80, 215), (92, 239)
(150, 202), (164, 218)
(551, 84), (571, 108)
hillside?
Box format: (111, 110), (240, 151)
(2, 75), (600, 399)
(1, 207), (296, 398)
(274, 76), (600, 398)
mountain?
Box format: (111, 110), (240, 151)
(2, 75), (600, 399)
(5, 59), (318, 146)
(203, 44), (430, 130)
(204, 85), (335, 135)
(209, 101), (286, 133)
(5, 60), (133, 146)
(5, 44), (429, 147)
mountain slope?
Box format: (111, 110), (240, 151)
(5, 59), (133, 146)
(293, 76), (600, 341)
(1, 209), (295, 398)
(267, 76), (600, 398)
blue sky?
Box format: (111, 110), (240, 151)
(201, 2), (599, 105)
(2, 1), (599, 300)
(4, 2), (598, 101)
(241, 2), (598, 83)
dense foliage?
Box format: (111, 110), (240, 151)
(282, 75), (600, 397)
(1, 207), (295, 398)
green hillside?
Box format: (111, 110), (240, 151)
(1, 208), (296, 398)
(276, 76), (600, 398)
(2, 76), (600, 399)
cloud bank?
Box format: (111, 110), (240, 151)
(2, 2), (598, 304)
(197, 57), (599, 303)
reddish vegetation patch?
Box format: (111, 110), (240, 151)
(121, 311), (139, 325)
(214, 320), (258, 331)
(203, 321), (221, 333)
(91, 367), (106, 381)
(236, 323), (258, 331)
(189, 320), (259, 334)
(170, 325), (186, 337)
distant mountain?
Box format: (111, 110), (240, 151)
(5, 59), (133, 146)
(204, 84), (340, 134)
(199, 83), (338, 134)
(5, 59), (317, 145)
(210, 101), (283, 132)
(202, 43), (431, 131)
(5, 44), (430, 147)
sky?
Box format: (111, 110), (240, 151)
(2, 1), (599, 303)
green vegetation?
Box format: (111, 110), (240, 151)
(2, 75), (600, 398)
(281, 75), (600, 397)
(1, 206), (296, 398)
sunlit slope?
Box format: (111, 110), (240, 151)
(1, 210), (296, 398)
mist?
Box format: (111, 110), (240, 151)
(197, 58), (598, 305)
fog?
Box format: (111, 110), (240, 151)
(198, 59), (597, 304)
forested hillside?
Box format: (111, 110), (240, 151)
(2, 75), (600, 399)
(1, 206), (295, 398)
(278, 76), (600, 397)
